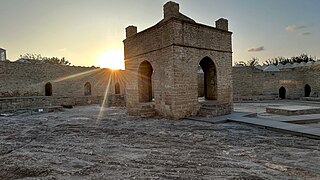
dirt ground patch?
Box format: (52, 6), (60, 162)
(0, 105), (319, 179)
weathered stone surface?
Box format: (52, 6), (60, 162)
(124, 2), (233, 119)
(0, 105), (319, 179)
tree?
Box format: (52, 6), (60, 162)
(235, 57), (259, 66)
(247, 57), (259, 66)
(234, 61), (247, 66)
(264, 54), (316, 65)
(290, 54), (316, 64)
(17, 53), (71, 65)
(43, 57), (71, 65)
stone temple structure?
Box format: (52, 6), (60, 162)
(0, 48), (6, 61)
(124, 1), (233, 119)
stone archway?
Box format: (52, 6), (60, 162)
(45, 82), (52, 96)
(304, 84), (311, 97)
(138, 61), (153, 102)
(199, 57), (217, 100)
(279, 86), (286, 99)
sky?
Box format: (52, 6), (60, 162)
(0, 0), (319, 68)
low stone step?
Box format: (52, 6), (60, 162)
(141, 110), (156, 118)
(198, 108), (218, 117)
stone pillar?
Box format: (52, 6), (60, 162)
(215, 18), (228, 31)
(0, 48), (6, 61)
(164, 1), (180, 19)
(125, 26), (137, 38)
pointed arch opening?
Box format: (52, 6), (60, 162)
(84, 82), (91, 96)
(45, 82), (52, 96)
(138, 61), (153, 103)
(199, 57), (217, 100)
(279, 86), (286, 99)
(304, 84), (311, 97)
(115, 82), (121, 95)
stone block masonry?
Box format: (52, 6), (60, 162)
(232, 64), (320, 101)
(124, 1), (233, 119)
(0, 61), (127, 110)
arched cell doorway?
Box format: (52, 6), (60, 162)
(115, 82), (120, 94)
(138, 61), (153, 102)
(304, 84), (311, 97)
(45, 82), (52, 96)
(279, 86), (286, 99)
(84, 82), (91, 96)
(199, 57), (217, 100)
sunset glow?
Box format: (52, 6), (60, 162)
(97, 50), (125, 70)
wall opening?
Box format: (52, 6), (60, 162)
(304, 84), (311, 97)
(138, 61), (153, 103)
(199, 57), (217, 100)
(45, 82), (52, 96)
(279, 86), (286, 99)
(115, 82), (120, 95)
(84, 82), (91, 96)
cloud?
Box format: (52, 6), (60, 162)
(286, 24), (307, 32)
(299, 32), (312, 36)
(248, 46), (265, 52)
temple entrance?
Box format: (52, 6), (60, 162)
(199, 57), (217, 100)
(279, 86), (286, 99)
(45, 82), (52, 96)
(304, 84), (311, 97)
(138, 61), (153, 102)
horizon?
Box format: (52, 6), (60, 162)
(1, 0), (319, 68)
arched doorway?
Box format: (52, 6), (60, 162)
(279, 86), (286, 99)
(115, 82), (120, 94)
(45, 82), (52, 96)
(199, 57), (217, 100)
(84, 82), (91, 96)
(138, 61), (153, 102)
(304, 84), (311, 97)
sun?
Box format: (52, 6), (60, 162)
(97, 49), (125, 70)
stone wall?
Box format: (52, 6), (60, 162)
(299, 64), (320, 97)
(0, 96), (103, 111)
(0, 61), (126, 98)
(232, 65), (320, 101)
(0, 61), (127, 110)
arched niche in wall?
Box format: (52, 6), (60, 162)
(304, 84), (311, 97)
(115, 82), (120, 95)
(84, 82), (92, 96)
(279, 86), (286, 99)
(45, 82), (52, 96)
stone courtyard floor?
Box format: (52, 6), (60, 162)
(0, 101), (320, 179)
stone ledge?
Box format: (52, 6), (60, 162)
(266, 106), (320, 116)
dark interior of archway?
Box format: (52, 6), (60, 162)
(279, 87), (286, 99)
(199, 57), (217, 100)
(304, 84), (311, 97)
(138, 61), (153, 103)
(45, 83), (52, 96)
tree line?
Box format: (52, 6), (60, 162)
(235, 54), (317, 66)
(17, 53), (71, 65)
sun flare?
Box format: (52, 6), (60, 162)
(97, 49), (125, 70)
